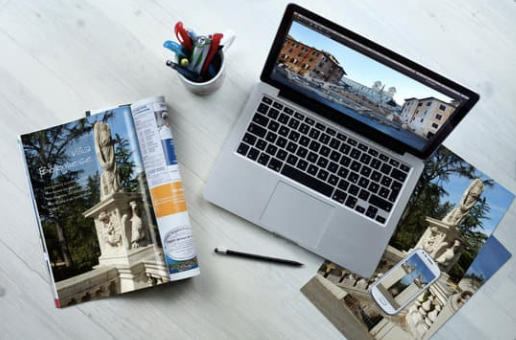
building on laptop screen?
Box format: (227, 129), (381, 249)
(271, 14), (463, 151)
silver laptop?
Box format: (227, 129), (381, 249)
(204, 4), (479, 277)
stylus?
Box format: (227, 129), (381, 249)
(214, 247), (304, 267)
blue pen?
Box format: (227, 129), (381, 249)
(163, 40), (188, 59)
(165, 60), (200, 81)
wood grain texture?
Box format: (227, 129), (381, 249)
(0, 0), (515, 339)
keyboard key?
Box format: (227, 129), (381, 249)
(376, 216), (386, 224)
(320, 146), (331, 157)
(317, 169), (329, 181)
(337, 179), (349, 191)
(309, 128), (321, 139)
(391, 168), (408, 182)
(381, 176), (392, 187)
(257, 103), (269, 114)
(258, 153), (270, 166)
(247, 148), (259, 160)
(339, 144), (351, 156)
(267, 108), (279, 119)
(350, 160), (361, 172)
(278, 126), (290, 137)
(299, 123), (310, 134)
(253, 113), (269, 127)
(328, 162), (339, 173)
(379, 187), (390, 199)
(297, 159), (308, 171)
(288, 117), (300, 129)
(317, 157), (329, 168)
(332, 190), (347, 204)
(294, 112), (304, 120)
(379, 154), (389, 162)
(389, 159), (400, 167)
(248, 123), (266, 138)
(355, 206), (366, 214)
(330, 150), (341, 162)
(276, 136), (287, 148)
(360, 154), (372, 165)
(272, 101), (283, 110)
(307, 152), (318, 163)
(266, 144), (278, 156)
(278, 113), (289, 124)
(368, 149), (379, 157)
(350, 148), (361, 160)
(256, 139), (267, 150)
(358, 177), (370, 189)
(368, 182), (380, 194)
(339, 155), (351, 167)
(286, 141), (297, 153)
(262, 96), (272, 105)
(358, 143), (368, 152)
(400, 164), (410, 172)
(309, 140), (321, 152)
(243, 133), (257, 145)
(299, 136), (310, 147)
(329, 138), (341, 150)
(380, 163), (392, 175)
(283, 106), (293, 114)
(287, 154), (299, 166)
(347, 138), (357, 146)
(265, 131), (277, 143)
(319, 133), (330, 144)
(366, 206), (378, 219)
(337, 167), (349, 179)
(288, 131), (300, 142)
(358, 189), (370, 201)
(345, 196), (357, 208)
(371, 171), (382, 182)
(369, 195), (393, 212)
(336, 133), (347, 142)
(349, 184), (360, 196)
(277, 149), (288, 161)
(326, 127), (336, 136)
(307, 165), (319, 176)
(348, 172), (359, 184)
(237, 143), (250, 156)
(281, 165), (334, 197)
(328, 174), (339, 186)
(296, 147), (308, 158)
(371, 159), (382, 170)
(268, 120), (279, 132)
(315, 122), (326, 130)
(305, 117), (315, 125)
(268, 158), (283, 172)
(360, 166), (372, 177)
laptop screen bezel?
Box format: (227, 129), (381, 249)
(260, 4), (479, 159)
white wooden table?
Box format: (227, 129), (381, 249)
(1, 0), (515, 339)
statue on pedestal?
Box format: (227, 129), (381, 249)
(442, 178), (484, 228)
(94, 122), (120, 199)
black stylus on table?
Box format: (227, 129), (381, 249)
(214, 247), (304, 267)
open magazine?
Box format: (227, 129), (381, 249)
(301, 145), (513, 340)
(19, 96), (199, 308)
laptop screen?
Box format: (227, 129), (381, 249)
(262, 5), (479, 158)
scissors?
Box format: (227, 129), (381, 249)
(175, 21), (193, 51)
(163, 40), (188, 59)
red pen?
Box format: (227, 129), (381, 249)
(175, 21), (193, 51)
(201, 33), (223, 76)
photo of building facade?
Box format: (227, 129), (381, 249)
(400, 97), (458, 139)
(279, 36), (346, 84)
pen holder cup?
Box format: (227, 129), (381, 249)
(177, 50), (226, 96)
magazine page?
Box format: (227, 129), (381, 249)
(301, 144), (514, 340)
(19, 106), (173, 308)
(130, 96), (200, 280)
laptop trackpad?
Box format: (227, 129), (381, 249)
(260, 181), (335, 248)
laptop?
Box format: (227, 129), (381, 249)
(204, 4), (479, 277)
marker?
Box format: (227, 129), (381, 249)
(214, 247), (303, 267)
(165, 60), (200, 81)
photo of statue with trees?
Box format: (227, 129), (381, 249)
(21, 107), (170, 307)
(302, 144), (513, 340)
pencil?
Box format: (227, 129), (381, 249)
(214, 247), (303, 267)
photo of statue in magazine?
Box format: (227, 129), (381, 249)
(301, 145), (514, 340)
(19, 96), (199, 308)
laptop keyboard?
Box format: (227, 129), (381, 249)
(236, 96), (411, 225)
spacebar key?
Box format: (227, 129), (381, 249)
(281, 164), (333, 197)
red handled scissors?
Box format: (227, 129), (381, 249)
(175, 21), (193, 51)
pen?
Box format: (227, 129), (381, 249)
(165, 60), (200, 81)
(214, 247), (304, 267)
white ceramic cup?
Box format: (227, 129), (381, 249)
(177, 31), (235, 96)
